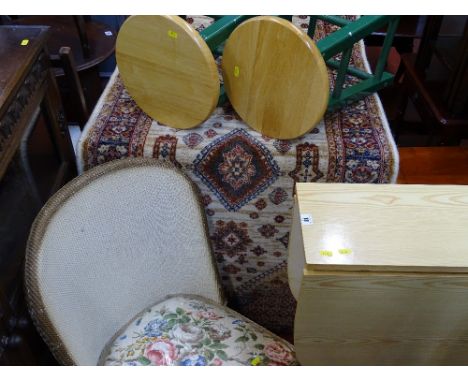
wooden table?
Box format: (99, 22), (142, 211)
(397, 146), (468, 185)
(0, 25), (76, 365)
(288, 183), (468, 365)
(395, 16), (468, 145)
(9, 16), (116, 74)
(8, 16), (116, 122)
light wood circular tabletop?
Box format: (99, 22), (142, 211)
(116, 15), (220, 129)
(222, 16), (329, 140)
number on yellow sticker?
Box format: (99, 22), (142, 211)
(168, 30), (178, 39)
(319, 250), (333, 257)
(234, 65), (240, 77)
(338, 248), (353, 255)
(20, 39), (29, 46)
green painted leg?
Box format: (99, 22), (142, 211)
(197, 16), (254, 104)
(374, 17), (400, 79)
(308, 16), (318, 39)
(200, 15), (253, 50)
(217, 85), (228, 106)
(317, 15), (350, 27)
(197, 15), (400, 114)
(331, 47), (353, 100)
(311, 15), (400, 110)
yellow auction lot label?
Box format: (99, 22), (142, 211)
(320, 248), (353, 257)
(168, 30), (178, 39)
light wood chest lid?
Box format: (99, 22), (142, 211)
(116, 15), (219, 129)
(295, 183), (468, 273)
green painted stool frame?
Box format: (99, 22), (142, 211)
(310, 15), (400, 111)
(185, 15), (400, 112)
(191, 15), (254, 105)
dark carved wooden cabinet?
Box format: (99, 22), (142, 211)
(0, 26), (77, 365)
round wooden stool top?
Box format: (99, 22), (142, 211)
(222, 16), (329, 139)
(116, 15), (219, 129)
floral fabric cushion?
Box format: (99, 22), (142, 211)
(99, 294), (298, 366)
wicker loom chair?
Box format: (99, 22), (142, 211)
(24, 158), (297, 366)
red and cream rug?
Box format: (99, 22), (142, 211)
(78, 16), (399, 339)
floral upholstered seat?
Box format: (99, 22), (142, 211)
(99, 295), (298, 366)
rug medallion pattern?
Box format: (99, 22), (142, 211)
(193, 128), (280, 212)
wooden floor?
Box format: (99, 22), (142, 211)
(397, 147), (468, 185)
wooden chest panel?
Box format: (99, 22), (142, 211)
(289, 183), (468, 365)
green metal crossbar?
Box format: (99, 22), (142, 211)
(314, 15), (400, 111)
(200, 15), (252, 51)
(328, 72), (394, 109)
(194, 15), (400, 111)
(326, 59), (372, 80)
(317, 15), (351, 28)
(307, 15), (351, 39)
(316, 16), (395, 60)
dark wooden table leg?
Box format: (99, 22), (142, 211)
(41, 70), (77, 193)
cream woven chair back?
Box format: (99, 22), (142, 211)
(25, 159), (224, 365)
